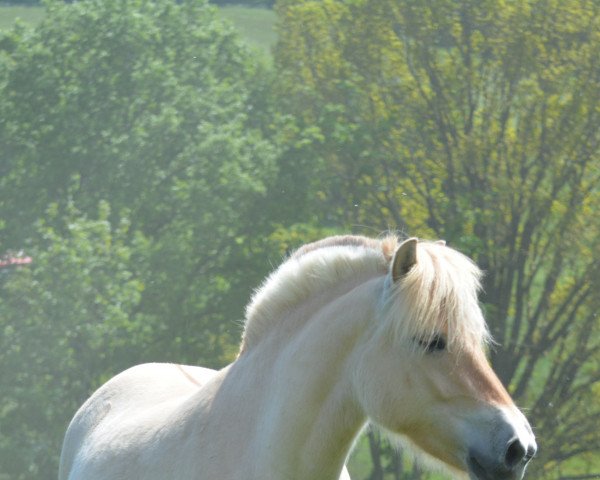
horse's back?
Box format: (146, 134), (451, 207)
(59, 363), (217, 480)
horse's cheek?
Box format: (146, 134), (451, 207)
(351, 342), (412, 428)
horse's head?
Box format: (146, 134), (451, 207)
(352, 238), (537, 480)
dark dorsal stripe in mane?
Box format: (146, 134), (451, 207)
(294, 235), (382, 258)
(292, 235), (397, 261)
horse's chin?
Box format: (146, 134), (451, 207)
(381, 429), (471, 480)
(466, 455), (525, 480)
(466, 455), (488, 480)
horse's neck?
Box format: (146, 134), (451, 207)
(229, 276), (382, 479)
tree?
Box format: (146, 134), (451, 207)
(0, 0), (275, 243)
(0, 0), (279, 365)
(0, 1), (281, 476)
(274, 0), (600, 477)
(0, 200), (147, 479)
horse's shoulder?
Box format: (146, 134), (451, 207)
(70, 363), (218, 435)
(60, 363), (220, 478)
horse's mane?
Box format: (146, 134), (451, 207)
(240, 235), (489, 354)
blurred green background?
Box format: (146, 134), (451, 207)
(1, 1), (598, 478)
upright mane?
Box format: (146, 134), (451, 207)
(241, 236), (398, 352)
(240, 235), (489, 354)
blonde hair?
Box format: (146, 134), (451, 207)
(383, 241), (490, 352)
(241, 235), (489, 353)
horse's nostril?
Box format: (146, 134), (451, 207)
(505, 439), (527, 469)
(525, 444), (537, 461)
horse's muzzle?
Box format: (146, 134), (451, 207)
(467, 437), (537, 480)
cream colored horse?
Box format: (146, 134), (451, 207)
(59, 236), (536, 480)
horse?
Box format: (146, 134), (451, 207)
(59, 235), (537, 480)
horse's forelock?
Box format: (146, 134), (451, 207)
(383, 242), (490, 352)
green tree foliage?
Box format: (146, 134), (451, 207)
(1, 0), (598, 478)
(1, 0), (275, 245)
(275, 0), (600, 477)
(0, 1), (280, 476)
(0, 0), (279, 364)
(0, 201), (147, 478)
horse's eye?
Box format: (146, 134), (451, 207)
(418, 335), (447, 353)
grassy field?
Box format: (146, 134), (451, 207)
(219, 6), (277, 52)
(0, 5), (45, 30)
(0, 4), (277, 52)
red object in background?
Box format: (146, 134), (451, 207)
(0, 255), (32, 268)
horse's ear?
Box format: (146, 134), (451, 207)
(435, 239), (446, 246)
(391, 237), (418, 283)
